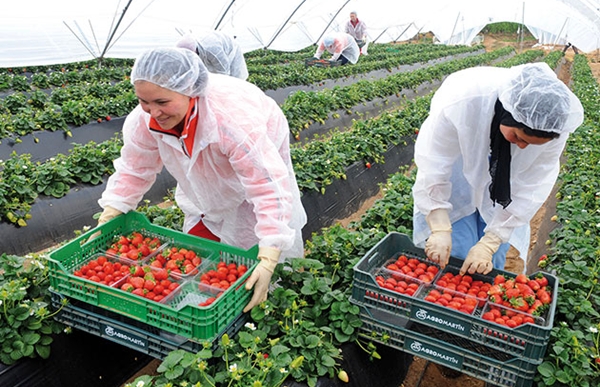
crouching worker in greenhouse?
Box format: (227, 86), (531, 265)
(313, 32), (360, 65)
(95, 47), (307, 313)
(412, 62), (584, 276)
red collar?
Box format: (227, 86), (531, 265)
(351, 19), (359, 27)
(149, 98), (199, 156)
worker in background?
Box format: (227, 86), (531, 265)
(412, 62), (583, 275)
(96, 47), (307, 313)
(176, 30), (249, 80)
(344, 11), (369, 55)
(313, 32), (360, 65)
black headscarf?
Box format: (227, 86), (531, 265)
(489, 99), (532, 209)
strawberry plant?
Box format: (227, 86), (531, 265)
(534, 55), (600, 387)
(27, 89), (48, 109)
(0, 253), (64, 365)
(10, 75), (30, 92)
(32, 154), (76, 197)
(30, 73), (50, 89)
(34, 105), (68, 132)
(3, 92), (28, 113)
(128, 326), (306, 387)
(0, 73), (11, 91)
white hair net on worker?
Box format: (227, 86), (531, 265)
(499, 62), (584, 134)
(175, 33), (197, 53)
(130, 47), (208, 97)
(323, 36), (335, 47)
(176, 31), (248, 80)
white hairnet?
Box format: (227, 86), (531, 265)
(175, 34), (198, 53)
(323, 36), (335, 47)
(130, 47), (208, 97)
(499, 63), (583, 134)
(176, 31), (248, 80)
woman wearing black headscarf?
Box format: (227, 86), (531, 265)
(412, 62), (584, 275)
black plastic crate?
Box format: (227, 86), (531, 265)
(351, 232), (558, 363)
(356, 306), (537, 387)
(51, 291), (248, 360)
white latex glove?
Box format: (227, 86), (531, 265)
(88, 206), (123, 242)
(424, 209), (452, 269)
(460, 232), (502, 275)
(243, 246), (280, 313)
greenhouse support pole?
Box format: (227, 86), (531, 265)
(265, 0), (308, 49)
(393, 23), (414, 42)
(519, 1), (525, 52)
(214, 0), (237, 30)
(99, 0), (134, 59)
(315, 0), (351, 45)
(552, 17), (569, 49)
(372, 27), (390, 43)
(449, 12), (460, 45)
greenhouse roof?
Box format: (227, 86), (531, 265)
(2, 0), (599, 67)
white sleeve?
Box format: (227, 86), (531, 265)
(413, 107), (461, 216)
(98, 106), (163, 213)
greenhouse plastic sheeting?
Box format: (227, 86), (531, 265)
(1, 0), (599, 67)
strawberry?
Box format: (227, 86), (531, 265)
(338, 370), (349, 383)
(527, 279), (541, 291)
(535, 273), (549, 287)
(515, 273), (529, 284)
(493, 274), (506, 285)
(105, 115), (112, 121)
(365, 162), (371, 169)
(143, 279), (156, 291)
(129, 277), (145, 289)
(130, 265), (145, 277)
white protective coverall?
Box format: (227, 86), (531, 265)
(314, 32), (360, 64)
(344, 14), (368, 55)
(99, 73), (306, 260)
(412, 63), (583, 262)
(175, 31), (251, 242)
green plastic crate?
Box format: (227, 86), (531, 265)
(351, 232), (558, 363)
(46, 211), (259, 342)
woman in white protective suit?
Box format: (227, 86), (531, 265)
(313, 32), (360, 65)
(175, 31), (249, 80)
(97, 47), (307, 313)
(412, 62), (583, 276)
(174, 31), (250, 244)
(344, 11), (369, 55)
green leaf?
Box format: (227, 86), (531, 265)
(271, 344), (290, 357)
(304, 335), (320, 348)
(537, 361), (556, 377)
(22, 332), (41, 345)
(35, 344), (51, 359)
